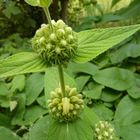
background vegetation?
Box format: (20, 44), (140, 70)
(0, 0), (140, 140)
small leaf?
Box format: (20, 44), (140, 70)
(11, 75), (25, 92)
(25, 0), (52, 7)
(93, 67), (135, 91)
(74, 25), (140, 63)
(25, 73), (44, 106)
(0, 52), (47, 78)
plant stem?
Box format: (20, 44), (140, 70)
(43, 7), (53, 31)
(58, 65), (66, 97)
(43, 6), (66, 97)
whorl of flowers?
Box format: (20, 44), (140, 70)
(94, 121), (116, 140)
(32, 20), (78, 66)
(47, 85), (84, 122)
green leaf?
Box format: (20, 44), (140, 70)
(0, 52), (47, 78)
(93, 67), (135, 91)
(127, 74), (140, 99)
(111, 0), (121, 7)
(114, 95), (140, 125)
(80, 106), (100, 127)
(25, 73), (44, 106)
(0, 113), (11, 128)
(76, 75), (90, 91)
(48, 119), (93, 140)
(74, 25), (140, 63)
(0, 127), (20, 140)
(101, 88), (122, 102)
(11, 94), (26, 125)
(119, 123), (140, 140)
(25, 0), (52, 7)
(66, 62), (98, 77)
(110, 43), (140, 63)
(83, 83), (104, 100)
(45, 67), (76, 99)
(0, 83), (10, 96)
(23, 105), (48, 125)
(29, 116), (50, 140)
(11, 75), (25, 92)
(93, 104), (114, 121)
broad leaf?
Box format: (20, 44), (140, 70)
(110, 43), (140, 63)
(119, 123), (140, 140)
(23, 105), (48, 125)
(93, 104), (114, 121)
(25, 0), (52, 7)
(74, 25), (140, 63)
(114, 95), (140, 125)
(0, 52), (47, 78)
(11, 94), (26, 125)
(48, 119), (93, 140)
(101, 88), (122, 102)
(25, 73), (44, 106)
(93, 67), (135, 91)
(0, 127), (20, 140)
(29, 116), (50, 140)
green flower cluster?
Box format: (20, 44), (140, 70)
(48, 86), (84, 122)
(67, 0), (86, 25)
(94, 121), (116, 140)
(32, 20), (78, 66)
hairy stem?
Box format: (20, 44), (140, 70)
(43, 7), (53, 31)
(58, 65), (66, 97)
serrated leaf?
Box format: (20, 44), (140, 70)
(0, 52), (47, 78)
(25, 73), (44, 106)
(74, 25), (140, 63)
(45, 67), (76, 99)
(25, 0), (52, 7)
(0, 127), (20, 140)
(93, 67), (135, 91)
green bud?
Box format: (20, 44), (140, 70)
(60, 39), (67, 46)
(50, 33), (57, 41)
(69, 88), (77, 96)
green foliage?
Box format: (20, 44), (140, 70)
(25, 0), (52, 7)
(74, 25), (140, 63)
(0, 0), (140, 140)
